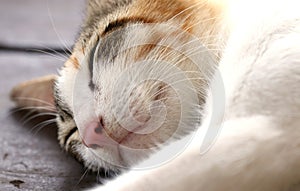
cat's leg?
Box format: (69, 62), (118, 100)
(90, 115), (300, 191)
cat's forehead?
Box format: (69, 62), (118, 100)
(79, 0), (202, 56)
(96, 27), (126, 64)
(85, 21), (171, 70)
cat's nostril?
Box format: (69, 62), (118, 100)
(94, 126), (102, 134)
(82, 134), (101, 149)
(83, 139), (101, 149)
(89, 144), (101, 149)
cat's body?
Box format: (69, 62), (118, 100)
(10, 0), (300, 190)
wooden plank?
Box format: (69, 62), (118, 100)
(0, 0), (85, 48)
(0, 53), (97, 190)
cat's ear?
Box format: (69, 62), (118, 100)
(10, 75), (57, 112)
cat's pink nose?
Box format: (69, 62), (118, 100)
(82, 117), (116, 148)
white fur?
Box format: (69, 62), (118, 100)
(57, 19), (211, 170)
(89, 0), (300, 190)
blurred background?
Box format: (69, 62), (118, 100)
(0, 0), (100, 190)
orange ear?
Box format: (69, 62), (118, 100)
(10, 75), (57, 112)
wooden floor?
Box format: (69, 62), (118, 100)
(0, 1), (98, 190)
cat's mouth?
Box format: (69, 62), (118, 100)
(81, 129), (134, 148)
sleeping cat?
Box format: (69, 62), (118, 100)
(10, 0), (300, 190)
(11, 0), (224, 173)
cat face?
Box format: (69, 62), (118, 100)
(53, 20), (211, 173)
(51, 0), (221, 174)
(8, 0), (221, 181)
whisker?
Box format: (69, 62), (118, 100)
(26, 48), (67, 62)
(11, 107), (55, 120)
(187, 15), (222, 32)
(142, 42), (211, 87)
(22, 112), (57, 126)
(19, 109), (39, 124)
(46, 0), (72, 56)
(96, 166), (100, 183)
(169, 0), (208, 21)
(6, 106), (56, 119)
(12, 96), (56, 108)
(74, 168), (89, 189)
(7, 108), (32, 118)
(149, 71), (205, 99)
(30, 119), (57, 135)
(29, 44), (70, 60)
(165, 76), (208, 90)
(38, 44), (70, 58)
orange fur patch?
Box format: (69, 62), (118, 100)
(69, 56), (80, 69)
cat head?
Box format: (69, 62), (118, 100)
(54, 26), (211, 172)
(11, 0), (219, 176)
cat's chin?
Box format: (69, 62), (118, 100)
(74, 136), (157, 173)
(118, 145), (155, 167)
(77, 143), (123, 171)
